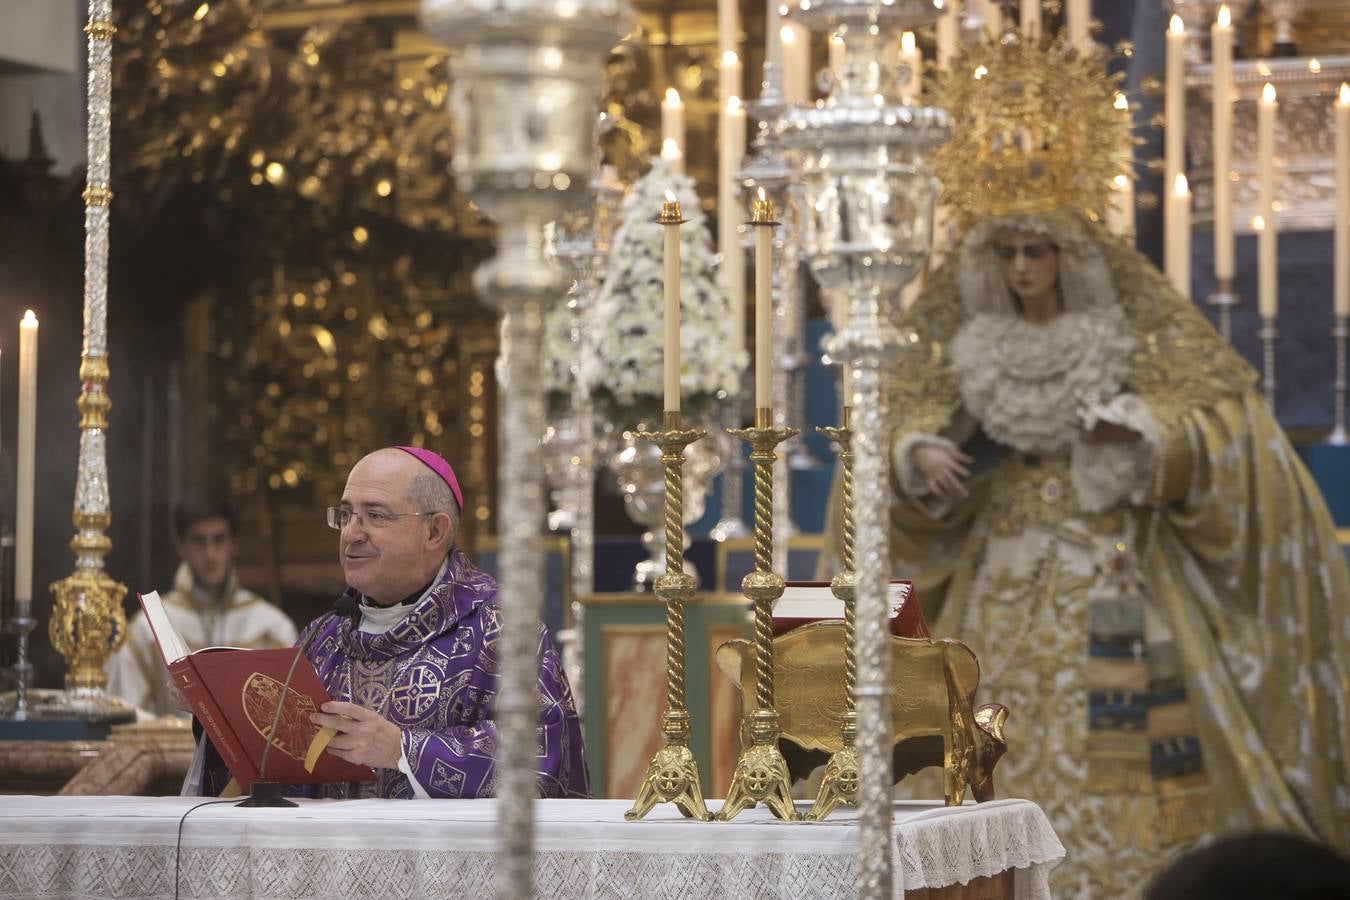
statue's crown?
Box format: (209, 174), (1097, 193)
(931, 31), (1136, 229)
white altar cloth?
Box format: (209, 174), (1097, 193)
(0, 796), (1064, 899)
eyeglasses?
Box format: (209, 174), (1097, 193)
(326, 507), (440, 531)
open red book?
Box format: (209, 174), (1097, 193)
(138, 591), (373, 790)
(771, 580), (930, 639)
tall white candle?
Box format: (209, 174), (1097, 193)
(1108, 173), (1135, 236)
(660, 136), (684, 173)
(661, 88), (685, 171)
(1021, 0), (1041, 39)
(720, 50), (742, 108)
(718, 51), (743, 328)
(1166, 173), (1192, 298)
(1336, 83), (1349, 316)
(1165, 16), (1186, 210)
(976, 0), (1000, 39)
(766, 0), (783, 76)
(722, 95), (747, 354)
(661, 192), (683, 413)
(717, 0), (739, 56)
(1212, 5), (1235, 281)
(829, 33), (846, 74)
(752, 189), (775, 409)
(16, 310), (38, 604)
(1258, 82), (1278, 318)
(937, 0), (959, 71)
(899, 31), (922, 103)
(780, 23), (811, 104)
(1068, 0), (1090, 53)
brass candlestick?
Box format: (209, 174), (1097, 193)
(625, 410), (711, 822)
(807, 406), (859, 820)
(717, 406), (799, 822)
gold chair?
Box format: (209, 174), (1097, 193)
(716, 622), (1009, 806)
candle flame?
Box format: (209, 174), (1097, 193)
(1113, 174), (1130, 190)
(1309, 58), (1322, 73)
(1262, 82), (1276, 104)
(21, 309), (37, 326)
(1217, 4), (1230, 27)
(1114, 92), (1129, 111)
(664, 189), (678, 204)
(1169, 14), (1183, 35)
(664, 87), (681, 106)
(757, 187), (767, 202)
(973, 64), (988, 80)
(1174, 173), (1189, 195)
(1258, 62), (1271, 76)
(901, 31), (916, 53)
(1252, 214), (1265, 231)
(727, 95), (742, 111)
(661, 138), (681, 160)
(1340, 83), (1350, 105)
(780, 24), (795, 45)
(722, 50), (738, 67)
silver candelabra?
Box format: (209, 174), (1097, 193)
(778, 0), (949, 895)
(419, 3), (632, 899)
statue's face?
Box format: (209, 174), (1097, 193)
(993, 232), (1059, 314)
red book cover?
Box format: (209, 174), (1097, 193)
(772, 580), (930, 639)
(188, 648), (374, 788)
(138, 591), (373, 790)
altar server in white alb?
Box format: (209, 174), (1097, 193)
(107, 493), (297, 716)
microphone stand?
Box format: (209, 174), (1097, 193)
(236, 596), (358, 808)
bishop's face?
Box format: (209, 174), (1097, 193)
(994, 233), (1060, 319)
(338, 450), (443, 606)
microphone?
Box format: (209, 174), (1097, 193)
(236, 594), (359, 808)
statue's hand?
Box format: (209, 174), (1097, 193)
(912, 444), (974, 501)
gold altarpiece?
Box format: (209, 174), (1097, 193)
(113, 0), (764, 597)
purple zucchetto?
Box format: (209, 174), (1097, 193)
(394, 446), (463, 510)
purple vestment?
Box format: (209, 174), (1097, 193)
(200, 548), (589, 799)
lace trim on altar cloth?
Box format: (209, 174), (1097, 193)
(0, 798), (1066, 900)
(0, 842), (1064, 900)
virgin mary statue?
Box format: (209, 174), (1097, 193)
(827, 33), (1350, 898)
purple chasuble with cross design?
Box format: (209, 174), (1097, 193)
(202, 547), (589, 799)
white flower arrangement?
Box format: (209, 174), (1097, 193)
(581, 158), (747, 426)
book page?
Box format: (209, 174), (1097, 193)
(137, 591), (190, 665)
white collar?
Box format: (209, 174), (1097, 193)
(356, 557), (450, 635)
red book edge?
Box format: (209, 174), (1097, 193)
(169, 654), (259, 786)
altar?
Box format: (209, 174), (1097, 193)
(0, 796), (1064, 900)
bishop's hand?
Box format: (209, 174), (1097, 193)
(311, 701), (403, 770)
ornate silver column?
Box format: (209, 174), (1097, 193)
(778, 1), (949, 895)
(419, 3), (631, 898)
(47, 0), (130, 719)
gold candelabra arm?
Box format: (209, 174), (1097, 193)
(808, 411), (861, 820)
(626, 411), (710, 821)
(718, 407), (799, 822)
